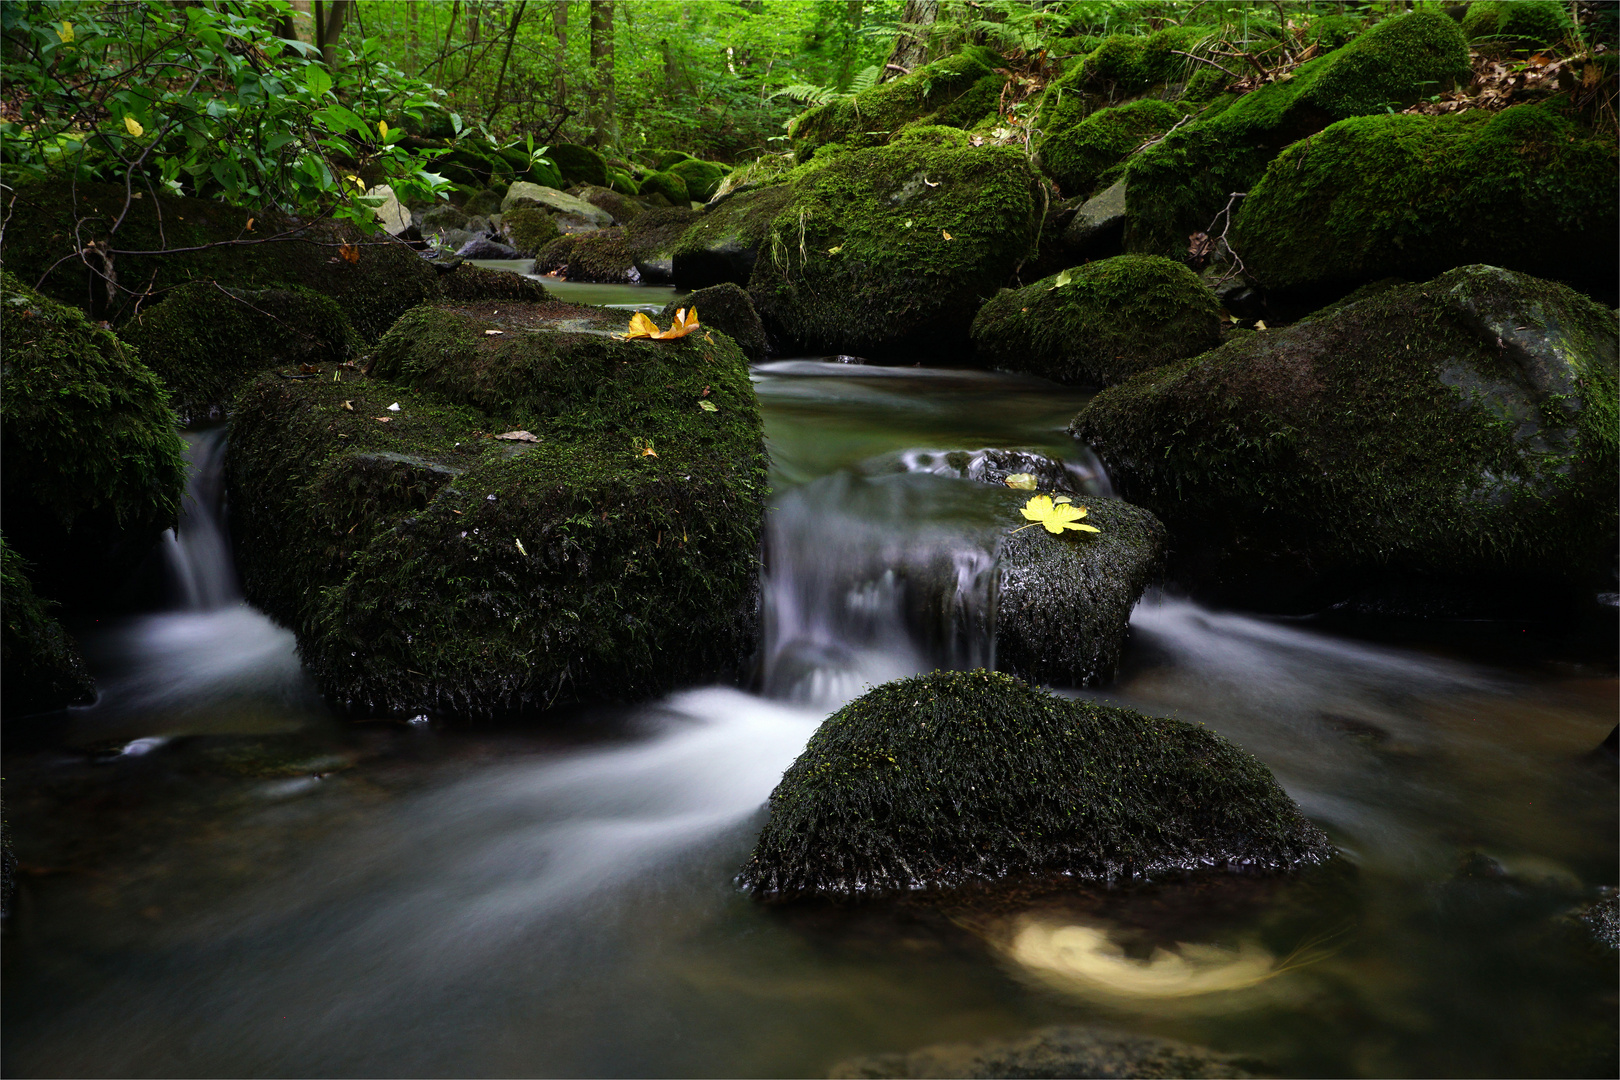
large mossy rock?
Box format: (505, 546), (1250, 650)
(1231, 104), (1619, 304)
(226, 299), (767, 718)
(638, 170), (690, 206)
(1071, 266), (1619, 612)
(1461, 0), (1573, 50)
(995, 495), (1167, 687)
(748, 143), (1044, 356)
(666, 158), (728, 203)
(1037, 98), (1189, 199)
(545, 143), (609, 188)
(120, 283), (360, 421)
(625, 206), (702, 283)
(500, 182), (615, 229)
(670, 184), (798, 290)
(970, 255), (1221, 387)
(659, 283), (767, 362)
(1034, 26), (1220, 149)
(0, 272), (186, 609)
(2, 182), (439, 340)
(739, 669), (1332, 899)
(1, 539), (95, 715)
(500, 202), (563, 256)
(1122, 11), (1471, 256)
(789, 46), (1007, 162)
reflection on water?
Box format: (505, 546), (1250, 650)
(468, 259), (684, 311)
(4, 359), (1614, 1078)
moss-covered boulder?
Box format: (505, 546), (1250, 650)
(790, 46), (1007, 162)
(1071, 266), (1619, 612)
(1035, 25), (1218, 150)
(971, 255), (1221, 387)
(739, 669), (1332, 899)
(1, 539), (95, 715)
(1231, 104), (1618, 303)
(226, 299), (767, 718)
(660, 282), (767, 362)
(666, 158), (728, 202)
(605, 168), (640, 196)
(120, 283), (360, 422)
(995, 494), (1167, 686)
(546, 143), (609, 188)
(462, 187), (506, 218)
(1461, 0), (1573, 50)
(436, 262), (550, 304)
(1037, 98), (1189, 199)
(500, 202), (563, 256)
(421, 201), (471, 234)
(1122, 11), (1471, 256)
(573, 184), (641, 224)
(1305, 13), (1363, 52)
(748, 143), (1044, 356)
(535, 229), (638, 283)
(0, 272), (186, 608)
(500, 183), (614, 229)
(3, 181), (438, 340)
(639, 170), (690, 206)
(624, 206), (702, 284)
(670, 184), (797, 290)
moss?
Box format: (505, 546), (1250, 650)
(1071, 265), (1620, 611)
(1033, 26), (1214, 150)
(1305, 13), (1362, 52)
(0, 271), (187, 607)
(3, 181), (440, 340)
(547, 143), (609, 187)
(790, 46), (1008, 161)
(1461, 0), (1574, 50)
(1037, 98), (1189, 198)
(971, 255), (1221, 387)
(1, 538), (95, 715)
(666, 158), (728, 203)
(574, 184), (642, 224)
(652, 149), (694, 171)
(501, 203), (562, 256)
(748, 142), (1043, 356)
(120, 282), (360, 421)
(660, 282), (767, 362)
(536, 227), (637, 283)
(891, 124), (973, 148)
(671, 183), (798, 289)
(713, 154), (797, 200)
(463, 187), (505, 218)
(606, 168), (640, 196)
(227, 298), (768, 718)
(421, 202), (471, 232)
(639, 170), (690, 205)
(1122, 11), (1472, 255)
(1231, 105), (1619, 301)
(739, 669), (1332, 899)
(436, 263), (550, 304)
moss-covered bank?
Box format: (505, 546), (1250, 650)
(1, 272), (186, 608)
(1, 539), (96, 715)
(971, 255), (1221, 387)
(1071, 266), (1619, 612)
(1231, 104), (1619, 303)
(227, 298), (767, 718)
(740, 669), (1332, 899)
(1037, 98), (1190, 199)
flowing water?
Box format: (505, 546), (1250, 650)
(4, 284), (1615, 1078)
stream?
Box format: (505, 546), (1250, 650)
(3, 280), (1615, 1078)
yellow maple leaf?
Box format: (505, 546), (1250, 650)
(1017, 494), (1101, 536)
(57, 21), (73, 43)
(624, 307), (700, 341)
(123, 115), (144, 138)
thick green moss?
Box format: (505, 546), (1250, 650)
(606, 168), (640, 196)
(891, 124), (973, 148)
(1037, 98), (1189, 199)
(790, 46), (1007, 161)
(671, 184), (798, 289)
(748, 143), (1043, 356)
(1, 271), (186, 606)
(3, 182), (439, 340)
(639, 170), (690, 205)
(1123, 11), (1472, 255)
(120, 282), (359, 421)
(436, 263), (551, 304)
(659, 282), (767, 362)
(1305, 13), (1362, 52)
(739, 669), (1332, 899)
(463, 187), (506, 218)
(536, 228), (637, 283)
(1033, 26), (1219, 152)
(1231, 105), (1618, 301)
(501, 203), (562, 256)
(1, 538), (95, 715)
(666, 158), (728, 202)
(1462, 0), (1573, 49)
(548, 143), (609, 187)
(971, 255), (1220, 386)
(1071, 265), (1619, 612)
(228, 299), (768, 718)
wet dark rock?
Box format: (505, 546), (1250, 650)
(1072, 265), (1619, 614)
(1577, 890), (1619, 949)
(1060, 177), (1128, 260)
(435, 263), (550, 305)
(454, 236), (521, 260)
(659, 283), (767, 362)
(829, 1024), (1261, 1079)
(1, 539), (96, 715)
(670, 184), (796, 290)
(740, 669), (1333, 900)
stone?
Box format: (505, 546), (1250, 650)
(829, 1025), (1261, 1079)
(1060, 177), (1128, 259)
(659, 283), (767, 362)
(501, 181), (614, 227)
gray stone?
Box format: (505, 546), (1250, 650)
(500, 182), (614, 227)
(455, 237), (521, 260)
(1061, 178), (1127, 259)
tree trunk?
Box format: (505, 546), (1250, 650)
(587, 1), (617, 149)
(313, 0), (353, 72)
(836, 0), (865, 90)
(553, 0), (568, 106)
(407, 2), (418, 73)
(881, 0), (937, 82)
(487, 1), (529, 124)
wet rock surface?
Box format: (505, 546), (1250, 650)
(829, 1024), (1261, 1079)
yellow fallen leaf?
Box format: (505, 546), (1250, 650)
(625, 312), (660, 339)
(827, 245), (843, 255)
(245, 217), (254, 231)
(625, 307), (700, 341)
(699, 400), (718, 412)
(340, 400), (354, 411)
(1017, 495), (1101, 536)
(942, 230), (953, 240)
(1254, 319), (1268, 331)
(640, 446), (657, 457)
(374, 416), (392, 422)
(1004, 473), (1037, 490)
(123, 115), (144, 138)
(494, 430), (539, 443)
(515, 537), (527, 556)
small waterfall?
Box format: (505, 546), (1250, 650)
(161, 426), (238, 610)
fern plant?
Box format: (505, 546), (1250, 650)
(771, 64), (882, 106)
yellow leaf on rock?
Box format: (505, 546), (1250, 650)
(123, 115), (144, 138)
(640, 446), (658, 457)
(625, 312), (660, 339)
(625, 308), (700, 341)
(1019, 495), (1101, 536)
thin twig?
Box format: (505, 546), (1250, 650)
(1170, 49), (1243, 81)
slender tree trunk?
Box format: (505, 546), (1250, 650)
(487, 1), (529, 124)
(436, 0), (461, 85)
(407, 2), (418, 73)
(836, 0), (865, 90)
(587, 1), (617, 149)
(882, 0), (937, 81)
(313, 0), (353, 72)
(465, 1), (482, 81)
(553, 0), (568, 109)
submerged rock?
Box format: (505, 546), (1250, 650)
(971, 255), (1221, 387)
(739, 669), (1332, 899)
(1072, 265), (1619, 612)
(227, 299), (767, 719)
(829, 1024), (1260, 1079)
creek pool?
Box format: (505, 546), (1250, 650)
(3, 282), (1615, 1078)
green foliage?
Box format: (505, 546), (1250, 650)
(740, 668), (1332, 899)
(1232, 105), (1619, 299)
(1461, 1), (1575, 50)
(971, 255), (1221, 387)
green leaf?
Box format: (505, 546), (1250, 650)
(304, 65), (332, 99)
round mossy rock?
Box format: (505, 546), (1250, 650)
(670, 184), (795, 290)
(660, 282), (767, 362)
(1231, 104), (1618, 302)
(546, 143), (609, 187)
(740, 669), (1333, 899)
(463, 187), (506, 218)
(1037, 98), (1188, 199)
(639, 170), (690, 206)
(606, 168), (640, 196)
(1461, 0), (1573, 50)
(666, 158), (728, 203)
(500, 203), (562, 256)
(574, 184), (642, 224)
(1071, 265), (1620, 613)
(971, 256), (1221, 387)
